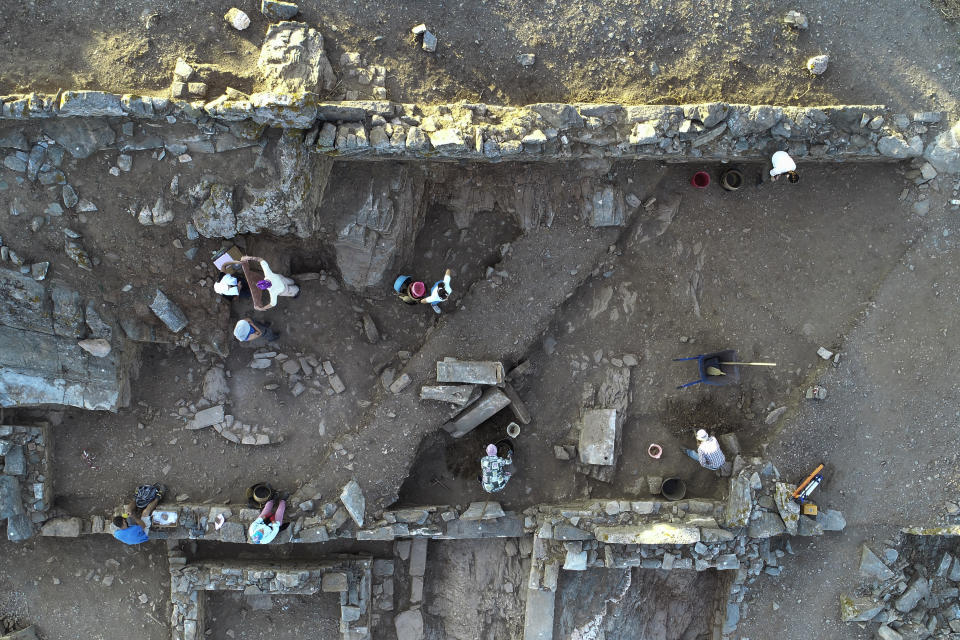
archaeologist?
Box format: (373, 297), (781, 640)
(234, 256), (299, 311)
(759, 150), (799, 184)
(213, 273), (250, 298)
(248, 497), (287, 544)
(233, 318), (279, 343)
(421, 268), (453, 314)
(393, 275), (427, 305)
(112, 484), (165, 545)
(683, 429), (727, 471)
(479, 442), (513, 493)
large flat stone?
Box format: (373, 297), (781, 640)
(339, 479), (365, 527)
(773, 482), (800, 535)
(58, 91), (124, 117)
(859, 544), (895, 581)
(594, 523), (700, 545)
(459, 501), (505, 521)
(0, 267), (52, 335)
(894, 577), (930, 613)
(40, 517), (82, 537)
(747, 511), (786, 538)
(408, 538), (427, 576)
(724, 473), (753, 527)
(0, 475), (24, 520)
(442, 514), (523, 538)
(42, 118), (116, 159)
(394, 609), (424, 640)
(149, 290), (188, 333)
(578, 409), (617, 465)
(6, 513), (33, 542)
(3, 444), (26, 475)
(189, 405), (225, 430)
(442, 388), (510, 438)
(256, 22), (335, 93)
(435, 359), (505, 385)
(523, 588), (556, 640)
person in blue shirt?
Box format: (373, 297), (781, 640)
(112, 495), (160, 545)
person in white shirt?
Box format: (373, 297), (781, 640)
(213, 273), (250, 298)
(766, 150), (799, 183)
(420, 268), (452, 314)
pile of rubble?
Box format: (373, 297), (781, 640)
(842, 542), (960, 639)
(418, 358), (530, 438)
(0, 425), (50, 542)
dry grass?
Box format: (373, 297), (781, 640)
(932, 0), (960, 20)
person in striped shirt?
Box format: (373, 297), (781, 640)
(683, 429), (726, 470)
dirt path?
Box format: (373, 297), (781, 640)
(292, 210), (620, 514)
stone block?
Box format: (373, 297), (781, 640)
(523, 587), (556, 640)
(217, 521), (246, 543)
(322, 572), (348, 592)
(256, 22), (335, 94)
(839, 594), (883, 622)
(39, 517), (82, 537)
(261, 0), (299, 20)
(394, 609), (423, 640)
(563, 549), (588, 570)
(6, 513), (33, 542)
(724, 474), (753, 527)
(459, 501), (505, 521)
(189, 405), (224, 430)
(0, 475), (25, 519)
(436, 359), (504, 385)
(895, 577), (930, 613)
(419, 384), (478, 405)
(859, 544), (895, 581)
(773, 482), (800, 535)
(58, 91), (125, 117)
(149, 289), (188, 333)
(594, 523), (700, 545)
(3, 444), (26, 475)
(748, 511), (786, 538)
(578, 409), (617, 465)
(409, 538), (428, 576)
(442, 388), (510, 438)
(339, 479), (365, 527)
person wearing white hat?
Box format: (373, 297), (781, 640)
(233, 318), (278, 343)
(683, 429), (726, 470)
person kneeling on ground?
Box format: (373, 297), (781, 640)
(683, 429), (726, 471)
(759, 150), (799, 185)
(233, 318), (278, 343)
(112, 484), (164, 546)
(248, 497), (287, 544)
(480, 443), (513, 493)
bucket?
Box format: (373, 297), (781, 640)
(661, 477), (687, 501)
(251, 483), (273, 504)
(691, 171), (710, 189)
(506, 422), (521, 438)
(720, 169), (743, 191)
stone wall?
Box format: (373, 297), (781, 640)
(2, 91), (958, 172)
(0, 425), (50, 542)
(166, 554), (371, 640)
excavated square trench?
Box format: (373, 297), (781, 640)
(1, 131), (943, 640)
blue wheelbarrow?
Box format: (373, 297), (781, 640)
(673, 350), (742, 389)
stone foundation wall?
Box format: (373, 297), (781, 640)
(166, 554), (371, 640)
(2, 91), (958, 172)
(0, 424), (51, 542)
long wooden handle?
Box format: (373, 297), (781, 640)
(720, 361), (777, 367)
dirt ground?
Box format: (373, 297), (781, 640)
(0, 536), (170, 640)
(204, 591), (342, 640)
(397, 161), (925, 513)
(0, 0), (958, 114)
